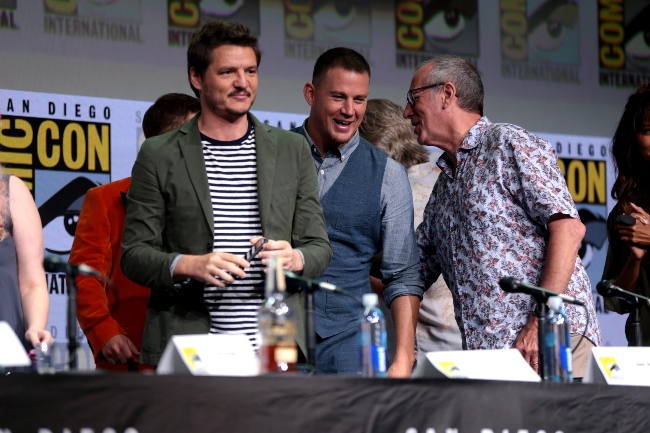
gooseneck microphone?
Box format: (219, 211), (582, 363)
(597, 280), (650, 307)
(499, 276), (585, 306)
(43, 255), (103, 278)
(284, 270), (362, 304)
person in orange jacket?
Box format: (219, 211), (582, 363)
(69, 93), (200, 371)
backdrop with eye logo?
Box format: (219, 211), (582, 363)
(1, 0), (646, 366)
(1, 1), (648, 137)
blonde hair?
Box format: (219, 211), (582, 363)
(359, 99), (429, 169)
(0, 166), (8, 241)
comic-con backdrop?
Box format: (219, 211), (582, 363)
(2, 1), (650, 139)
(0, 88), (625, 369)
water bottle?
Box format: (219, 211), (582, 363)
(358, 293), (387, 377)
(542, 296), (572, 382)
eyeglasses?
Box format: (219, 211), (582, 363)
(406, 82), (445, 107)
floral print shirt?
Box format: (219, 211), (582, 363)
(416, 117), (601, 350)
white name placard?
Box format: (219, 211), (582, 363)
(0, 321), (31, 368)
(418, 349), (541, 382)
(157, 334), (260, 376)
(584, 346), (650, 386)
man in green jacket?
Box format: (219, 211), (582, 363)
(121, 21), (331, 366)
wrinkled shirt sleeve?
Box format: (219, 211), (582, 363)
(380, 159), (425, 307)
(504, 128), (579, 227)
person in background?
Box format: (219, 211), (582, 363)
(293, 48), (423, 376)
(0, 110), (53, 350)
(121, 21), (331, 366)
(406, 54), (600, 378)
(69, 93), (200, 371)
(602, 82), (650, 346)
(359, 99), (462, 375)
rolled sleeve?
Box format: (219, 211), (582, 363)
(506, 128), (579, 226)
(379, 159), (424, 307)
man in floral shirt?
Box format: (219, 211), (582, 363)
(403, 55), (601, 378)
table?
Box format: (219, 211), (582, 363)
(1, 373), (648, 432)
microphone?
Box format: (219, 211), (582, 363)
(284, 270), (363, 305)
(596, 280), (650, 307)
(43, 255), (103, 278)
(499, 276), (585, 306)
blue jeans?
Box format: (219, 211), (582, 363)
(316, 326), (360, 375)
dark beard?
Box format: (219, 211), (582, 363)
(205, 97), (255, 122)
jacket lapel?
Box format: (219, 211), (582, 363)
(178, 116), (213, 231)
(251, 115), (276, 232)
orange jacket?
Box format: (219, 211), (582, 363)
(69, 177), (153, 371)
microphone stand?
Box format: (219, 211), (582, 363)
(596, 281), (647, 347)
(288, 276), (318, 370)
(630, 306), (643, 347)
(284, 271), (362, 373)
(67, 271), (79, 371)
(534, 302), (547, 381)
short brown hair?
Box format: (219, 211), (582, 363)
(312, 47), (370, 86)
(142, 93), (200, 138)
(187, 21), (261, 97)
(360, 99), (429, 169)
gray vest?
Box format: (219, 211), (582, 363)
(295, 131), (387, 338)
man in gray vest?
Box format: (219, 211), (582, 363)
(292, 48), (423, 376)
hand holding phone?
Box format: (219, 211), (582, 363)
(619, 214), (637, 226)
(244, 237), (268, 262)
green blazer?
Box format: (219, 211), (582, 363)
(121, 114), (331, 365)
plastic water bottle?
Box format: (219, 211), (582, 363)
(358, 293), (387, 377)
(542, 296), (572, 382)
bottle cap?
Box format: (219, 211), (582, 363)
(362, 293), (378, 307)
(548, 296), (563, 311)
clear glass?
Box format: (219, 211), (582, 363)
(258, 257), (298, 373)
(35, 342), (56, 374)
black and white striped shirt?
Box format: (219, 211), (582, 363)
(201, 123), (264, 350)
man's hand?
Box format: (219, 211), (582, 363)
(101, 334), (139, 365)
(256, 236), (304, 273)
(174, 252), (249, 286)
(387, 295), (419, 378)
(387, 356), (413, 378)
(514, 314), (539, 374)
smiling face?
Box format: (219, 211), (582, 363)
(190, 44), (258, 122)
(403, 65), (443, 148)
(304, 67), (369, 153)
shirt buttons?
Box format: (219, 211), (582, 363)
(320, 170), (325, 175)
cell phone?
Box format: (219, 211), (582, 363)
(244, 238), (268, 262)
(619, 215), (637, 226)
